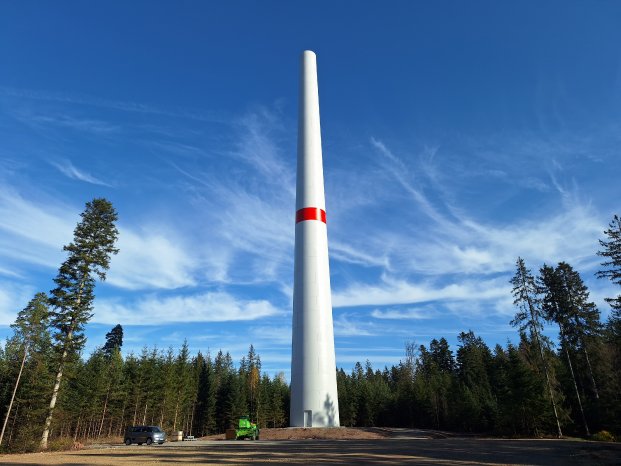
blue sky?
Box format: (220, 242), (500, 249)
(1, 1), (620, 379)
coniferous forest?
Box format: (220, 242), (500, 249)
(0, 202), (620, 452)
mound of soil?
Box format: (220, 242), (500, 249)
(202, 427), (388, 441)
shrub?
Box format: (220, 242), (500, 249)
(47, 437), (76, 452)
(592, 430), (616, 442)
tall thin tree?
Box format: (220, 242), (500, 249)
(510, 257), (563, 437)
(0, 293), (50, 446)
(40, 198), (119, 450)
(596, 214), (621, 337)
(539, 264), (591, 435)
(102, 324), (124, 358)
(555, 263), (601, 398)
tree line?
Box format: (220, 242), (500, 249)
(0, 197), (619, 452)
(337, 215), (621, 438)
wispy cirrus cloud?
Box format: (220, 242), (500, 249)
(0, 280), (36, 325)
(335, 138), (607, 277)
(51, 159), (113, 186)
(0, 187), (74, 269)
(29, 114), (119, 134)
(371, 307), (433, 320)
(333, 275), (509, 309)
(323, 134), (616, 325)
(107, 226), (197, 290)
(93, 291), (282, 325)
(0, 186), (200, 292)
(0, 86), (226, 124)
(334, 313), (377, 336)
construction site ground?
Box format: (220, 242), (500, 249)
(1, 428), (619, 465)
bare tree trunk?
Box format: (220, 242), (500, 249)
(582, 346), (599, 399)
(132, 393), (139, 426)
(559, 327), (589, 436)
(98, 383), (111, 437)
(564, 347), (590, 436)
(118, 395), (128, 436)
(159, 394), (166, 428)
(532, 326), (563, 437)
(41, 330), (72, 450)
(189, 399), (196, 436)
(523, 286), (563, 438)
(173, 401), (179, 432)
(0, 343), (28, 446)
(142, 402), (148, 425)
(73, 416), (81, 442)
(7, 402), (19, 448)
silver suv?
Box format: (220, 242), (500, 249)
(124, 425), (166, 445)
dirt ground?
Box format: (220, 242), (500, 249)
(1, 428), (619, 465)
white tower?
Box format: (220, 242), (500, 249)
(290, 50), (340, 428)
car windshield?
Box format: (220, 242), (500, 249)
(151, 427), (162, 432)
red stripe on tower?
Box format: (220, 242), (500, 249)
(296, 207), (327, 224)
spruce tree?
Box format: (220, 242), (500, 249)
(554, 263), (601, 398)
(510, 257), (563, 437)
(102, 325), (123, 358)
(0, 293), (50, 447)
(596, 214), (621, 339)
(40, 198), (119, 450)
(539, 263), (593, 435)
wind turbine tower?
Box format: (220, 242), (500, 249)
(290, 50), (340, 428)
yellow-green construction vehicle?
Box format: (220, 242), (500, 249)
(235, 415), (259, 440)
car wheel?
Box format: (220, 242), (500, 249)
(138, 443), (143, 445)
(125, 438), (131, 445)
(146, 438), (153, 445)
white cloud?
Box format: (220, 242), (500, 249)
(249, 325), (292, 345)
(330, 241), (390, 268)
(107, 226), (197, 290)
(30, 114), (119, 134)
(0, 187), (200, 291)
(93, 291), (282, 325)
(370, 137), (449, 226)
(333, 275), (509, 308)
(231, 107), (291, 182)
(0, 188), (74, 268)
(51, 159), (113, 186)
(334, 313), (377, 336)
(0, 281), (36, 325)
(330, 138), (605, 282)
(0, 188), (74, 250)
(371, 307), (433, 320)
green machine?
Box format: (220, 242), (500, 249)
(235, 415), (259, 440)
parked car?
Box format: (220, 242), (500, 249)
(124, 425), (166, 445)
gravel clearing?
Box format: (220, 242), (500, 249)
(1, 428), (619, 465)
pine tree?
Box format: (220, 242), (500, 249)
(94, 326), (125, 438)
(596, 215), (621, 343)
(0, 293), (50, 447)
(539, 263), (591, 435)
(40, 198), (119, 450)
(102, 325), (123, 358)
(554, 263), (601, 396)
(596, 215), (621, 309)
(454, 331), (496, 432)
(510, 257), (563, 437)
